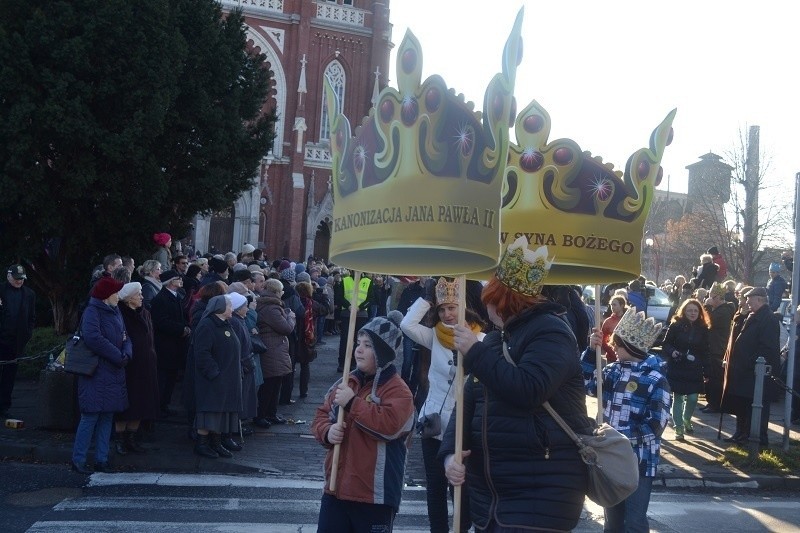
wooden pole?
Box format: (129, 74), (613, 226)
(594, 284), (604, 424)
(453, 275), (467, 533)
(329, 270), (361, 492)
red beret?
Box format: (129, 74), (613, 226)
(91, 276), (124, 300)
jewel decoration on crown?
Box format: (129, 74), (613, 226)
(492, 100), (676, 284)
(495, 236), (553, 297)
(613, 307), (663, 354)
(324, 9), (525, 276)
(435, 277), (460, 307)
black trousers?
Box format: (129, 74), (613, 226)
(0, 353), (18, 412)
(338, 314), (368, 369)
(258, 376), (283, 419)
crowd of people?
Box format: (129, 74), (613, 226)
(4, 231), (795, 531)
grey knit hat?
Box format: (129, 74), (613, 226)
(280, 268), (296, 283)
(359, 310), (404, 404)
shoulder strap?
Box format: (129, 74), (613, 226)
(502, 339), (585, 448)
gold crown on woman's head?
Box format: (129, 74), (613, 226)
(612, 307), (663, 359)
(435, 277), (459, 307)
(495, 236), (553, 296)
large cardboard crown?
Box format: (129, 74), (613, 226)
(495, 236), (552, 296)
(495, 101), (676, 283)
(324, 10), (524, 275)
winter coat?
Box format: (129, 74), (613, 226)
(696, 262), (719, 289)
(0, 281), (35, 356)
(705, 301), (735, 383)
(118, 304), (160, 421)
(256, 295), (295, 378)
(230, 313), (257, 420)
(311, 366), (415, 511)
(439, 303), (593, 532)
(192, 314), (242, 414)
(722, 304), (781, 403)
(150, 288), (190, 372)
(767, 274), (788, 312)
(77, 298), (132, 414)
(400, 297), (485, 441)
(141, 277), (160, 310)
(662, 318), (709, 395)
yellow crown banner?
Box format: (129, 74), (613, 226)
(474, 101), (677, 284)
(324, 10), (524, 276)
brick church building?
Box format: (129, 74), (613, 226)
(191, 0), (392, 262)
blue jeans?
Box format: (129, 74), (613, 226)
(72, 411), (114, 465)
(603, 474), (654, 533)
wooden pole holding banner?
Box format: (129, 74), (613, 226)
(329, 270), (362, 492)
(594, 284), (604, 424)
(453, 275), (467, 533)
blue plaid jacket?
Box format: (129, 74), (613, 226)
(581, 351), (672, 477)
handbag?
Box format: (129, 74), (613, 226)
(250, 335), (268, 355)
(416, 353), (455, 439)
(63, 314), (99, 377)
(543, 401), (640, 507)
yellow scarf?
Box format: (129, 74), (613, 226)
(435, 321), (483, 350)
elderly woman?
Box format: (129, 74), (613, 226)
(442, 237), (593, 532)
(192, 295), (243, 459)
(254, 278), (296, 427)
(71, 277), (132, 474)
(227, 291), (257, 446)
(114, 282), (160, 455)
(138, 259), (162, 309)
(194, 257), (209, 275)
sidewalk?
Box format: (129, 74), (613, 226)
(2, 334), (799, 491)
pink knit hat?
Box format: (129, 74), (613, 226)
(153, 233), (172, 246)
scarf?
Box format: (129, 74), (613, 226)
(435, 321), (483, 350)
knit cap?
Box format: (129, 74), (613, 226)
(359, 310), (404, 404)
(296, 272), (311, 283)
(280, 268), (296, 283)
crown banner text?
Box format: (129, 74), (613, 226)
(324, 10), (525, 276)
(473, 103), (677, 284)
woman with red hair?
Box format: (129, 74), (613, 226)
(441, 237), (594, 532)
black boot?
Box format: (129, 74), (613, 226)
(194, 434), (219, 459)
(125, 431), (147, 454)
(113, 432), (128, 455)
(221, 433), (242, 452)
(210, 433), (233, 458)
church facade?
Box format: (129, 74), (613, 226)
(191, 0), (392, 261)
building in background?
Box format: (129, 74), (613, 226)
(191, 0), (392, 261)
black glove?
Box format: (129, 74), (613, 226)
(424, 277), (438, 304)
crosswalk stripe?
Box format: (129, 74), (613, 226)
(27, 522), (432, 532)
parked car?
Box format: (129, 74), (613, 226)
(581, 284), (672, 324)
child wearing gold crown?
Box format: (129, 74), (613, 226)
(400, 277), (486, 533)
(441, 237), (595, 532)
(583, 307), (672, 532)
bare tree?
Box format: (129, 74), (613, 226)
(661, 125), (792, 285)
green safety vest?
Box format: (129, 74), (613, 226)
(342, 276), (371, 308)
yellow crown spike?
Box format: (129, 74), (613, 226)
(490, 104), (677, 284)
(324, 9), (525, 276)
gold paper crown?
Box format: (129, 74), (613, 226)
(324, 10), (524, 276)
(435, 277), (459, 307)
(497, 100), (676, 284)
(613, 307), (663, 357)
(495, 236), (553, 297)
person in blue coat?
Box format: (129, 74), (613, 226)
(71, 277), (132, 474)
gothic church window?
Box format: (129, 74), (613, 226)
(320, 60), (346, 141)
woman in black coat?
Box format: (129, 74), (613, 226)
(115, 282), (160, 454)
(192, 295), (243, 459)
(442, 239), (593, 532)
(661, 298), (710, 440)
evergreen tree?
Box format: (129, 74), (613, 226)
(0, 0), (275, 331)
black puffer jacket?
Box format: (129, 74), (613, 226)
(662, 318), (709, 395)
(439, 303), (592, 531)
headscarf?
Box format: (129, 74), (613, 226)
(202, 294), (230, 320)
